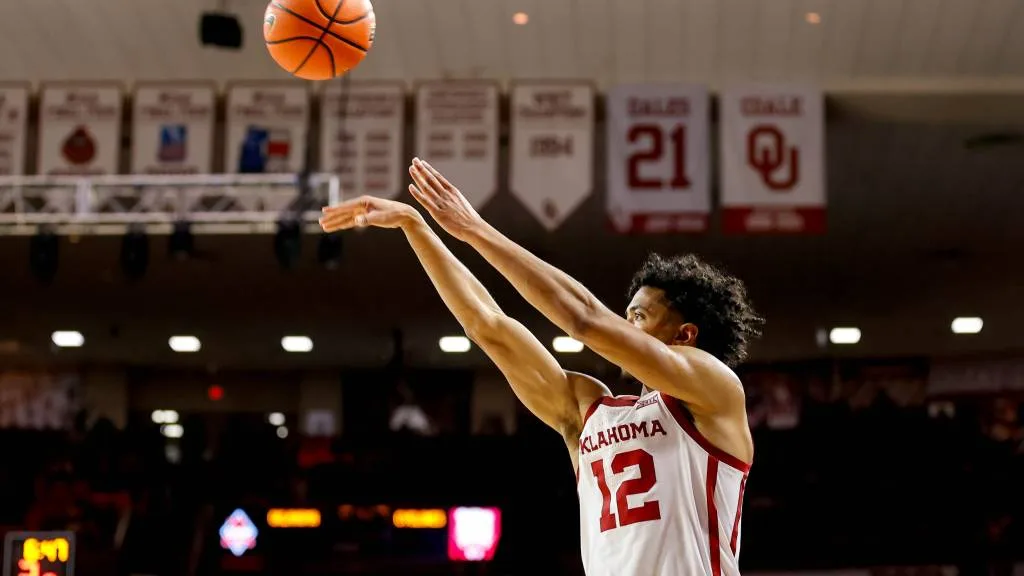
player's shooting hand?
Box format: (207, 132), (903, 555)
(319, 196), (420, 232)
(408, 158), (484, 241)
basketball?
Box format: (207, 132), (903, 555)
(263, 0), (375, 81)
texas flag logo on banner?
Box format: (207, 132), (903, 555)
(719, 84), (826, 234)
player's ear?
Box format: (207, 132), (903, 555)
(674, 323), (698, 346)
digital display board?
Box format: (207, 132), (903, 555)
(3, 532), (75, 576)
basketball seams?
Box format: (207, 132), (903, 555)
(292, 0), (345, 76)
(270, 2), (369, 53)
(266, 35), (325, 45)
(313, 0), (371, 25)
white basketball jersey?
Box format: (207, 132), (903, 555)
(576, 390), (750, 576)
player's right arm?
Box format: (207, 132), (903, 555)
(320, 196), (609, 448)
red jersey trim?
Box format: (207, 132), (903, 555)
(581, 394), (640, 430)
(659, 392), (752, 473)
(577, 394), (640, 486)
(706, 456), (721, 576)
(730, 474), (748, 554)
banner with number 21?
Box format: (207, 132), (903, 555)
(605, 84), (710, 234)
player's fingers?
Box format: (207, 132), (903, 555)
(419, 160), (454, 192)
(408, 183), (439, 212)
(412, 160), (448, 197)
(319, 213), (355, 232)
(408, 165), (439, 198)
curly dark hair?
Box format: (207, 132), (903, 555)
(627, 253), (764, 368)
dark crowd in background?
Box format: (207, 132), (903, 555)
(0, 359), (1021, 576)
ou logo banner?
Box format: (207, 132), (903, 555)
(747, 125), (799, 191)
(719, 85), (825, 234)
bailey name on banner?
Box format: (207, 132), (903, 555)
(605, 84), (711, 234)
(720, 84), (826, 234)
(510, 82), (594, 231)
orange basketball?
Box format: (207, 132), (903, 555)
(263, 0), (375, 80)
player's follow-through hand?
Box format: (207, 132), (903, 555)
(408, 158), (484, 241)
(319, 195), (419, 232)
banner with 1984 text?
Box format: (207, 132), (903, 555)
(37, 83), (123, 176)
(415, 81), (499, 208)
(510, 82), (594, 230)
(320, 82), (405, 199)
(606, 84), (711, 233)
(720, 84), (826, 234)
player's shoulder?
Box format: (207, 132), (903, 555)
(669, 345), (746, 397)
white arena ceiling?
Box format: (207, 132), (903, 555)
(1, 0), (1023, 89)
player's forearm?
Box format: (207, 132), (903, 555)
(401, 216), (503, 336)
(464, 221), (601, 339)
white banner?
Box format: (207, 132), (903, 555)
(225, 83), (309, 174)
(37, 83), (122, 176)
(606, 84), (710, 233)
(0, 85), (28, 176)
(720, 84), (826, 234)
(320, 82), (405, 199)
(510, 82), (594, 230)
(415, 81), (499, 208)
(132, 82), (215, 174)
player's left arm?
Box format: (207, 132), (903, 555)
(407, 159), (744, 418)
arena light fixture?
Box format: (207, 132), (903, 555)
(161, 424), (184, 439)
(51, 330), (84, 348)
(951, 317), (983, 334)
(439, 336), (471, 353)
(828, 327), (861, 345)
(276, 426), (289, 439)
(268, 412), (286, 426)
(151, 410), (179, 424)
(281, 335), (314, 353)
(513, 12), (529, 25)
(552, 336), (584, 353)
(169, 335), (202, 353)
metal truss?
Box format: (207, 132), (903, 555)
(0, 173), (342, 236)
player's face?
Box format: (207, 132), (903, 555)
(625, 286), (687, 344)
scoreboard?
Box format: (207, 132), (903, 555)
(3, 532), (75, 576)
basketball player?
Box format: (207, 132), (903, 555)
(320, 158), (763, 576)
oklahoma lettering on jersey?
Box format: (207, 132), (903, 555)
(576, 391), (750, 576)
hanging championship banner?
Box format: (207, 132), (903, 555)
(37, 83), (122, 176)
(131, 82), (215, 174)
(0, 85), (28, 176)
(415, 81), (499, 208)
(606, 84), (710, 233)
(225, 83), (309, 174)
(720, 84), (826, 234)
(320, 82), (405, 199)
(510, 82), (594, 230)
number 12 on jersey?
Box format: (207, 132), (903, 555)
(605, 84), (711, 234)
(589, 448), (662, 532)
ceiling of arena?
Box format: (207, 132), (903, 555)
(1, 0), (1023, 88)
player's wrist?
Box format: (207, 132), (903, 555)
(399, 208), (427, 231)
